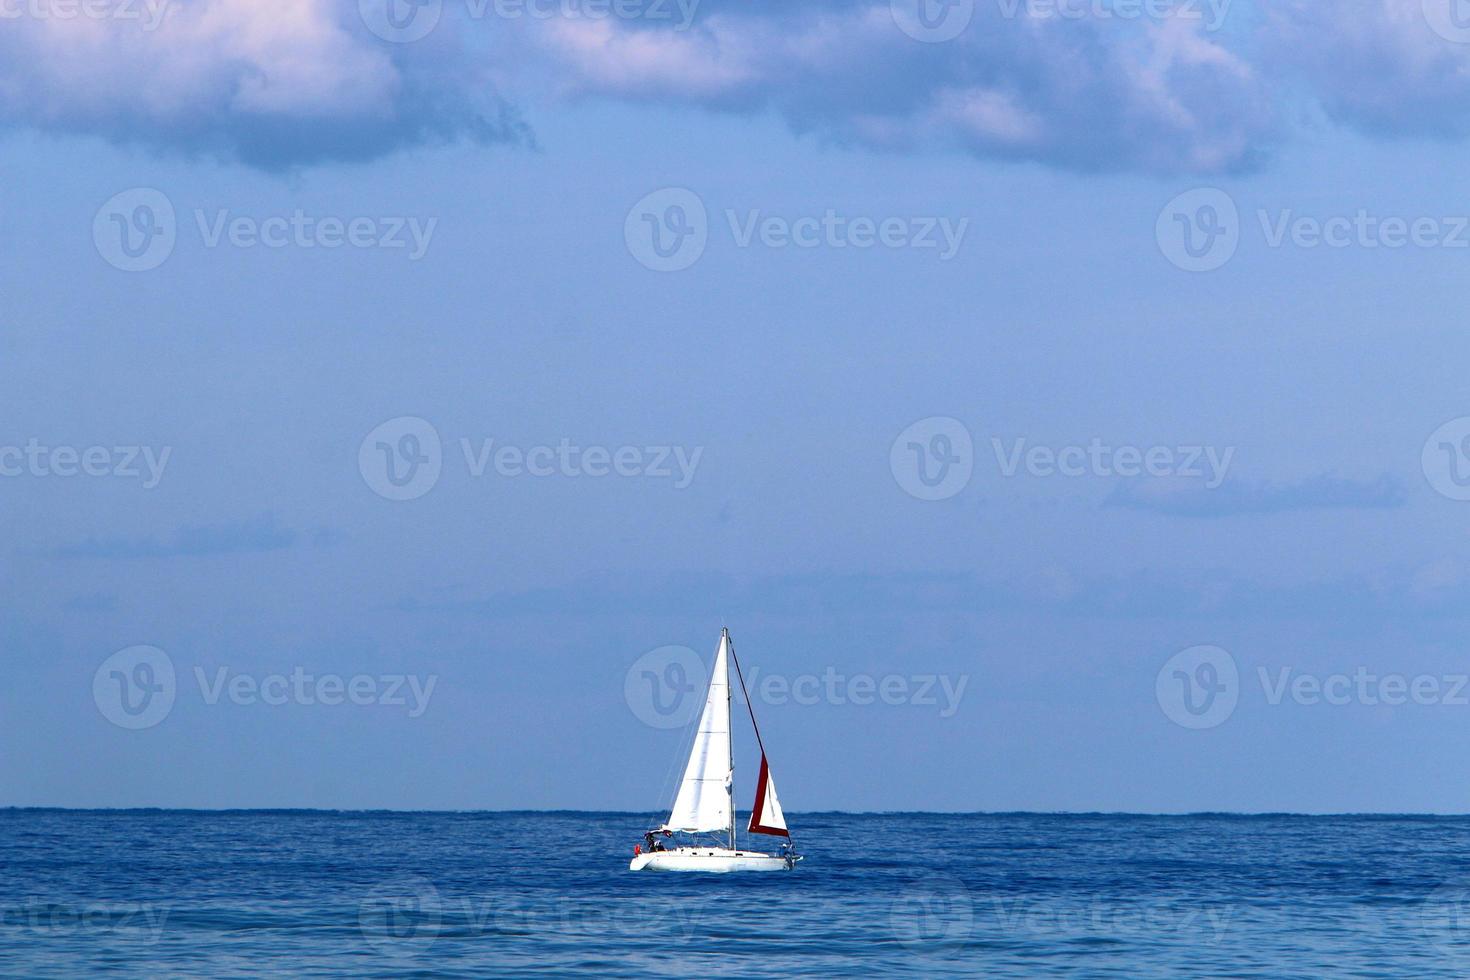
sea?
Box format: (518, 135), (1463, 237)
(4, 809), (1470, 977)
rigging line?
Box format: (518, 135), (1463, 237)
(728, 634), (767, 759)
(651, 706), (699, 830)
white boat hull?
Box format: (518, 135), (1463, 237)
(629, 846), (797, 872)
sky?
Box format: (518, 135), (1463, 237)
(7, 0), (1470, 814)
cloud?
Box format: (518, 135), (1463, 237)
(1103, 472), (1407, 517)
(0, 0), (529, 168)
(50, 514), (313, 559)
(1267, 0), (1470, 140)
(531, 4), (1278, 173)
(0, 0), (1273, 172)
(10, 0), (1470, 174)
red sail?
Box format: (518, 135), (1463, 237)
(747, 754), (790, 837)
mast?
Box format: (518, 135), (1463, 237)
(724, 626), (735, 852)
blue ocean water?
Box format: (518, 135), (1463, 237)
(4, 810), (1470, 977)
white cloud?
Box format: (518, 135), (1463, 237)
(0, 0), (524, 167)
(7, 0), (1467, 173)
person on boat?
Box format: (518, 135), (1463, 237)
(643, 831), (666, 853)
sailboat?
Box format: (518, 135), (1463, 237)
(630, 627), (801, 872)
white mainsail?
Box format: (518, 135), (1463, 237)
(662, 632), (732, 834)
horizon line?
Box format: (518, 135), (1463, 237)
(4, 806), (1468, 818)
